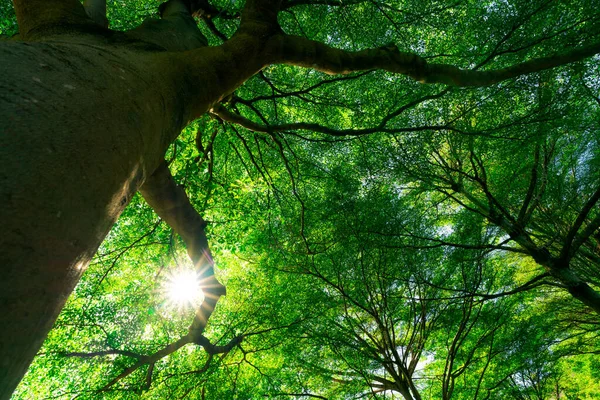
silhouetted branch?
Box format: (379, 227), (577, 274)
(266, 33), (600, 86)
(211, 90), (455, 137)
(13, 0), (94, 39)
(561, 186), (600, 261)
(98, 333), (243, 391)
(83, 0), (108, 28)
(269, 393), (328, 399)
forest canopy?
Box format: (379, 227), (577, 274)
(2, 0), (600, 398)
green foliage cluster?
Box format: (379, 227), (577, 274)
(10, 0), (600, 398)
(0, 2), (17, 37)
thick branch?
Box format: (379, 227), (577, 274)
(139, 163), (220, 288)
(139, 162), (226, 336)
(194, 334), (244, 354)
(266, 34), (600, 86)
(126, 0), (208, 52)
(83, 0), (108, 28)
(550, 268), (600, 313)
(98, 161), (245, 391)
(239, 0), (282, 32)
(191, 0), (239, 19)
(178, 31), (273, 118)
(13, 0), (95, 39)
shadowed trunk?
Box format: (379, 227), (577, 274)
(0, 39), (188, 398)
(0, 1), (271, 394)
(84, 0), (108, 28)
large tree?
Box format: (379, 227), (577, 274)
(1, 0), (600, 398)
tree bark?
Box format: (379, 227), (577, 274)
(83, 0), (108, 28)
(0, 38), (194, 399)
(13, 0), (95, 39)
(0, 2), (273, 393)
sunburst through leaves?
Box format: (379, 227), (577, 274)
(162, 268), (204, 309)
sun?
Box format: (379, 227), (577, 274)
(163, 268), (204, 309)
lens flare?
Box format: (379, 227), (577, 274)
(163, 268), (204, 309)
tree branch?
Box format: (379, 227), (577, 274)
(201, 16), (229, 41)
(238, 0), (282, 33)
(570, 213), (600, 260)
(237, 70), (374, 104)
(83, 0), (108, 28)
(211, 100), (455, 137)
(517, 144), (540, 224)
(476, 273), (554, 300)
(139, 162), (226, 337)
(269, 393), (328, 399)
(266, 34), (600, 86)
(13, 0), (95, 39)
(99, 334), (192, 391)
(194, 334), (244, 354)
(560, 186), (600, 262)
(97, 330), (243, 391)
(190, 0), (239, 19)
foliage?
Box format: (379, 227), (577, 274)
(6, 0), (600, 398)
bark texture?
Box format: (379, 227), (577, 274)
(0, 39), (183, 398)
(84, 0), (108, 28)
(0, 1), (270, 395)
(12, 0), (96, 39)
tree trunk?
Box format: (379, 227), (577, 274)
(0, 0), (271, 388)
(0, 38), (191, 398)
